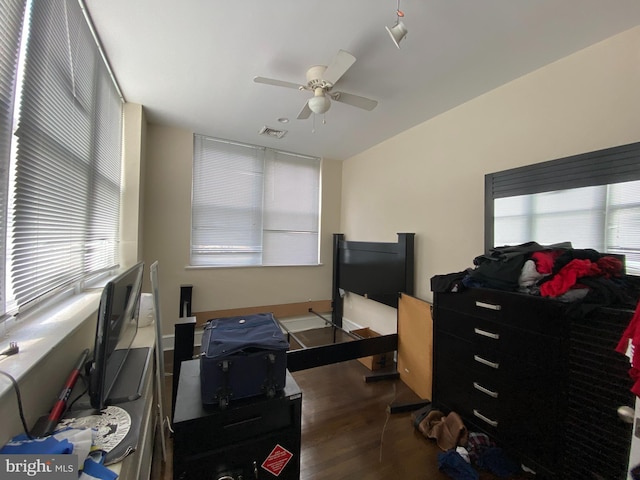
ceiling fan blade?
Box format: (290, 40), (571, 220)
(322, 50), (356, 86)
(253, 76), (302, 90)
(297, 101), (312, 119)
(332, 91), (378, 111)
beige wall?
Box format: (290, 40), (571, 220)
(0, 302), (98, 445)
(341, 25), (640, 313)
(142, 125), (342, 334)
(141, 26), (639, 335)
(121, 103), (147, 266)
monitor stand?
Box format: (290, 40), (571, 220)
(107, 346), (152, 405)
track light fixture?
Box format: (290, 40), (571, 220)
(385, 0), (408, 48)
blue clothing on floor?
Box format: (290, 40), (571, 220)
(477, 447), (521, 477)
(438, 450), (479, 480)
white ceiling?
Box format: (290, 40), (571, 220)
(85, 0), (640, 161)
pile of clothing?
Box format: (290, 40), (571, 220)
(431, 241), (639, 317)
(412, 407), (522, 479)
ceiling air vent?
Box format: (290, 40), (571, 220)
(259, 126), (287, 139)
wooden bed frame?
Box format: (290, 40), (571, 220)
(286, 233), (415, 372)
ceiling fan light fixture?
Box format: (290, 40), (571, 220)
(386, 20), (408, 49)
(308, 90), (331, 115)
(255, 50), (376, 121)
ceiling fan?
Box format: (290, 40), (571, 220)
(254, 49), (378, 120)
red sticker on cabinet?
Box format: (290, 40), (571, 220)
(261, 444), (293, 476)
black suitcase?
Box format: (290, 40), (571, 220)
(200, 313), (289, 408)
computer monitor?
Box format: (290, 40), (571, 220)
(88, 262), (144, 410)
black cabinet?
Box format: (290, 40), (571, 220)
(173, 359), (302, 480)
(561, 306), (635, 479)
(433, 288), (634, 479)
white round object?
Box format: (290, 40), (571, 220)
(57, 406), (131, 453)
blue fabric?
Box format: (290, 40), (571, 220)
(81, 453), (118, 480)
(477, 447), (521, 477)
(0, 433), (74, 455)
(438, 450), (479, 480)
(203, 313), (289, 356)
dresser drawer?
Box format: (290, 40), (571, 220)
(435, 357), (501, 436)
(437, 332), (522, 386)
(435, 309), (561, 369)
(435, 361), (492, 429)
(435, 288), (565, 336)
(436, 357), (560, 465)
(431, 287), (603, 479)
(437, 336), (551, 408)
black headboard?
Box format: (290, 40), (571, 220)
(332, 233), (415, 327)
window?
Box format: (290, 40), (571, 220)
(0, 0), (123, 318)
(486, 142), (640, 275)
(0, 0), (27, 317)
(192, 135), (321, 267)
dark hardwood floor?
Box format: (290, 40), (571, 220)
(152, 332), (534, 479)
(292, 360), (532, 480)
(293, 360), (448, 480)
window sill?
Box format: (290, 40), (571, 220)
(0, 290), (102, 399)
(185, 263), (324, 269)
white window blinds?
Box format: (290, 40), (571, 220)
(11, 0), (122, 310)
(192, 135), (320, 267)
(0, 0), (28, 317)
(263, 149), (320, 265)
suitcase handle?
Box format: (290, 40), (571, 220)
(217, 360), (232, 409)
(264, 353), (277, 398)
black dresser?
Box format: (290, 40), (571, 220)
(173, 359), (302, 480)
(433, 287), (634, 479)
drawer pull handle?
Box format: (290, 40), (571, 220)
(474, 355), (499, 369)
(473, 382), (499, 398)
(473, 409), (499, 427)
(474, 328), (500, 340)
(224, 415), (263, 429)
(475, 301), (502, 311)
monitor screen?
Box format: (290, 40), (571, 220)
(89, 262), (144, 410)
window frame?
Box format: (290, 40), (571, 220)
(485, 142), (640, 253)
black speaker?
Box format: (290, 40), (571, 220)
(179, 284), (193, 318)
(171, 316), (196, 421)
